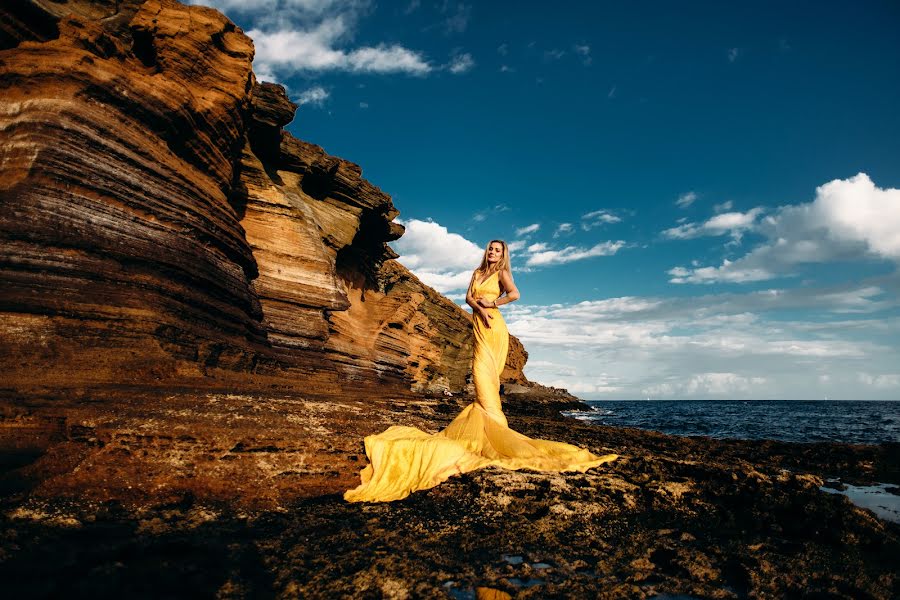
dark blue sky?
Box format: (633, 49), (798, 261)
(197, 0), (900, 399)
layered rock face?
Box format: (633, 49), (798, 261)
(0, 0), (553, 505)
(0, 0), (534, 397)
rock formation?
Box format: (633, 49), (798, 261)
(0, 0), (557, 507)
(0, 0), (538, 398)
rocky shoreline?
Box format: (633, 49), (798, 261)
(1, 389), (897, 599)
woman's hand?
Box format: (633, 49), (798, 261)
(476, 298), (495, 309)
(476, 307), (493, 328)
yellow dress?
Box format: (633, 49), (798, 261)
(343, 271), (618, 503)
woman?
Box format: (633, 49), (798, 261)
(344, 240), (617, 503)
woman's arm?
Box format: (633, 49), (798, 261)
(493, 269), (520, 307)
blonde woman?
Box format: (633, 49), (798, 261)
(344, 240), (617, 502)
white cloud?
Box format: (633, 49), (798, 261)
(810, 172), (900, 258)
(503, 285), (900, 399)
(553, 223), (573, 237)
(296, 86), (329, 106)
(516, 223), (540, 236)
(526, 240), (625, 266)
(248, 24), (431, 79)
(662, 207), (763, 240)
(192, 1), (434, 81)
(447, 52), (475, 74)
(714, 200), (733, 212)
(581, 209), (621, 230)
(572, 43), (591, 66)
(643, 373), (766, 398)
(346, 44), (431, 73)
(390, 218), (484, 293)
(668, 262), (773, 284)
(676, 191), (697, 208)
(857, 372), (900, 389)
(668, 173), (900, 284)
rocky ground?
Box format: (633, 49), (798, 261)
(1, 390), (897, 599)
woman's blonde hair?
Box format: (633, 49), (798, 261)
(468, 239), (510, 295)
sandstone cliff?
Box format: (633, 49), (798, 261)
(0, 0), (543, 398)
(0, 0), (567, 506)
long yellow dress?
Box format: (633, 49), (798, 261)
(343, 271), (618, 503)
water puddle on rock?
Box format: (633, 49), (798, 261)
(506, 577), (545, 588)
(442, 554), (557, 597)
(820, 481), (900, 523)
(442, 581), (474, 600)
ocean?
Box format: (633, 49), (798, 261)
(564, 400), (900, 445)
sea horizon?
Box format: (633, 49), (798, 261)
(566, 399), (900, 445)
(579, 398), (900, 402)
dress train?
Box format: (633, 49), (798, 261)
(344, 271), (617, 503)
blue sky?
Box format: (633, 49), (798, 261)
(194, 0), (900, 399)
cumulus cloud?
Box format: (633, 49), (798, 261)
(191, 0), (439, 81)
(249, 24), (432, 78)
(662, 207), (763, 241)
(447, 52), (475, 73)
(526, 240), (625, 266)
(553, 223), (573, 237)
(296, 86), (329, 106)
(390, 219), (484, 293)
(857, 372), (900, 389)
(581, 209), (621, 230)
(572, 43), (591, 66)
(668, 173), (900, 284)
(668, 262), (774, 284)
(714, 200), (733, 213)
(676, 191), (697, 208)
(504, 283), (900, 399)
(643, 373), (767, 399)
(516, 223), (540, 236)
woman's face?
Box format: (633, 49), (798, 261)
(486, 242), (504, 264)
